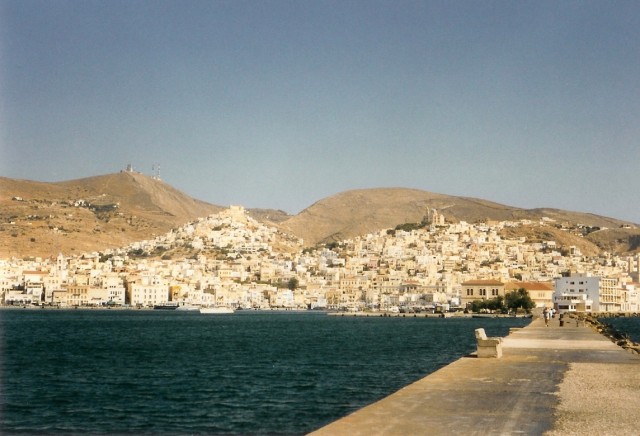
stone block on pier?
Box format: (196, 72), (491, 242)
(475, 327), (503, 358)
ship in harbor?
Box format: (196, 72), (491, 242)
(153, 302), (180, 310)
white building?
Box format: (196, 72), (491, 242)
(598, 277), (622, 312)
(127, 275), (168, 307)
(553, 273), (599, 313)
(98, 274), (126, 306)
(621, 283), (640, 313)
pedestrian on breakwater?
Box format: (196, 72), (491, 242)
(543, 307), (550, 327)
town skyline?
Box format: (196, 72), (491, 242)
(2, 204), (639, 314)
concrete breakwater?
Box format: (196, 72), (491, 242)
(310, 315), (640, 435)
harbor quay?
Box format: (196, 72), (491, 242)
(310, 316), (640, 435)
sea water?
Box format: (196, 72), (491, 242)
(0, 309), (529, 434)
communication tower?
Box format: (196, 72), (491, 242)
(152, 163), (161, 180)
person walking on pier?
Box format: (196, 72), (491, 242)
(543, 307), (550, 327)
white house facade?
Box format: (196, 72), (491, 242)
(554, 273), (599, 313)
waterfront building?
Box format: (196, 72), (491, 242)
(621, 283), (640, 312)
(67, 284), (90, 306)
(460, 279), (505, 308)
(43, 274), (65, 303)
(51, 289), (69, 306)
(599, 277), (622, 312)
(5, 288), (36, 305)
(23, 270), (47, 286)
(0, 275), (12, 303)
(126, 275), (169, 307)
(86, 286), (114, 306)
(553, 273), (598, 313)
(98, 273), (126, 306)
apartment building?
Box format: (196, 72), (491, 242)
(126, 275), (168, 307)
(621, 283), (639, 312)
(553, 273), (598, 313)
(599, 277), (622, 312)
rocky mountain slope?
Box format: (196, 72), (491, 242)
(278, 188), (638, 252)
(1, 174), (638, 258)
(0, 172), (223, 258)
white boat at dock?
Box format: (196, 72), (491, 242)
(176, 305), (200, 311)
(200, 306), (235, 314)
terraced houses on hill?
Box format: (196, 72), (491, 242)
(1, 206), (639, 313)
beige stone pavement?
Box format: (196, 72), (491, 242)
(309, 316), (640, 435)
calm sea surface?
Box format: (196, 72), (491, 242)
(1, 309), (530, 435)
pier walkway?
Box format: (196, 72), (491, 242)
(310, 316), (640, 435)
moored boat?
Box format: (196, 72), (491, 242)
(176, 305), (200, 311)
(153, 302), (179, 310)
(200, 306), (235, 314)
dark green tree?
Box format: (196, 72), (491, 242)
(469, 296), (509, 313)
(486, 295), (504, 312)
(469, 300), (486, 313)
(505, 288), (535, 312)
(287, 277), (299, 292)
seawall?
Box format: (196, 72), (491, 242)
(310, 314), (640, 435)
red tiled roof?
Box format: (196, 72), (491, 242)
(505, 281), (554, 291)
(461, 280), (504, 286)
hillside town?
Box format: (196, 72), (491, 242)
(1, 205), (639, 314)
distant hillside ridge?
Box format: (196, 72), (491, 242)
(278, 188), (639, 253)
(1, 174), (638, 258)
(55, 172), (222, 220)
(0, 172), (224, 258)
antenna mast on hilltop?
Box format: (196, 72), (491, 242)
(152, 163), (161, 180)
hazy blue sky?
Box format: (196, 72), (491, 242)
(1, 1), (639, 223)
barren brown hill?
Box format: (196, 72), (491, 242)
(2, 176), (639, 258)
(280, 188), (453, 244)
(584, 227), (640, 254)
(0, 172), (223, 258)
(279, 188), (640, 253)
(498, 225), (602, 256)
